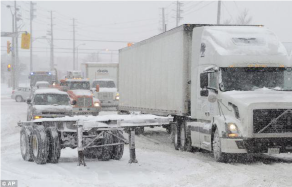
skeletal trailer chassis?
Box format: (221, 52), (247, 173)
(18, 116), (173, 166)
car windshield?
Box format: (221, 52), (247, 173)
(92, 81), (116, 88)
(34, 94), (70, 105)
(68, 82), (90, 90)
(221, 67), (292, 91)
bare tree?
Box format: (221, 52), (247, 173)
(236, 9), (253, 25)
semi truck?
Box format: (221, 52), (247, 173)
(119, 24), (292, 162)
(82, 62), (119, 110)
(29, 71), (56, 87)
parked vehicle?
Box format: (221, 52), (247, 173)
(60, 79), (101, 116)
(119, 24), (292, 162)
(11, 87), (31, 102)
(92, 79), (119, 110)
(26, 89), (73, 121)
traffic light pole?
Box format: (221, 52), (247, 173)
(11, 14), (15, 89)
(14, 1), (19, 88)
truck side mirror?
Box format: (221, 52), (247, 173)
(96, 84), (100, 92)
(27, 99), (31, 104)
(200, 73), (208, 88)
(200, 90), (209, 97)
(72, 100), (76, 105)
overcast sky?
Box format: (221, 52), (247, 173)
(1, 0), (292, 60)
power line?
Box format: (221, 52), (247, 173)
(1, 49), (118, 55)
(183, 1), (215, 16)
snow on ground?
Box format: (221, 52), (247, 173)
(1, 83), (292, 187)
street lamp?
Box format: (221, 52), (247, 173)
(76, 43), (85, 70)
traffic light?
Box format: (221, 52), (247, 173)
(7, 41), (11, 54)
(7, 64), (11, 72)
(21, 33), (31, 49)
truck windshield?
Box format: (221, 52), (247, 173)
(34, 94), (70, 105)
(220, 67), (292, 91)
(68, 82), (90, 90)
(92, 81), (116, 88)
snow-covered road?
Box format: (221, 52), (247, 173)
(1, 83), (292, 187)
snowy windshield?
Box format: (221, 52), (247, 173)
(34, 94), (70, 105)
(220, 67), (292, 91)
(92, 81), (116, 88)
(68, 82), (90, 90)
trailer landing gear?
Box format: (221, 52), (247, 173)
(129, 128), (138, 163)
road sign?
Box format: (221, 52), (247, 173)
(21, 33), (31, 49)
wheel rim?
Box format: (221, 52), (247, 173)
(20, 133), (27, 155)
(180, 126), (185, 147)
(16, 96), (21, 102)
(32, 135), (38, 157)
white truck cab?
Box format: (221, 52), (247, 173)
(119, 24), (292, 162)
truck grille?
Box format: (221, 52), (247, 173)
(97, 92), (114, 101)
(76, 97), (92, 107)
(253, 109), (292, 133)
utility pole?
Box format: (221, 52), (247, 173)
(30, 1), (36, 72)
(176, 1), (183, 27)
(11, 14), (15, 89)
(73, 18), (76, 70)
(14, 1), (19, 88)
(50, 11), (54, 71)
(217, 0), (221, 24)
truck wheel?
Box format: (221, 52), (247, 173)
(180, 123), (187, 151)
(20, 127), (34, 161)
(31, 126), (49, 164)
(111, 130), (124, 160)
(135, 127), (144, 135)
(99, 132), (114, 161)
(166, 126), (172, 134)
(213, 128), (227, 162)
(45, 127), (61, 163)
(172, 123), (180, 150)
(15, 95), (23, 102)
(84, 147), (101, 159)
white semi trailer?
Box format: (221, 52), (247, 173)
(119, 24), (292, 162)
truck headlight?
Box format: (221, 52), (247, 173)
(115, 93), (120, 100)
(34, 116), (42, 119)
(94, 102), (100, 107)
(227, 123), (239, 138)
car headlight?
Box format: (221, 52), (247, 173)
(227, 123), (238, 138)
(34, 116), (42, 119)
(94, 102), (100, 107)
(115, 93), (119, 100)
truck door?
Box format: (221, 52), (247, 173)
(196, 67), (219, 150)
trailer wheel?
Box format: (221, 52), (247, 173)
(213, 128), (227, 162)
(92, 112), (99, 116)
(98, 131), (114, 161)
(45, 127), (61, 163)
(135, 127), (144, 135)
(20, 127), (34, 161)
(172, 123), (180, 150)
(111, 130), (124, 160)
(31, 126), (49, 164)
(166, 126), (172, 134)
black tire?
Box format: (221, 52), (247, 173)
(111, 130), (124, 160)
(92, 112), (99, 116)
(31, 126), (49, 164)
(98, 131), (114, 161)
(84, 147), (102, 159)
(213, 128), (227, 162)
(180, 123), (187, 151)
(166, 126), (172, 134)
(45, 127), (61, 163)
(172, 123), (180, 150)
(20, 127), (34, 161)
(15, 95), (23, 102)
(135, 127), (144, 135)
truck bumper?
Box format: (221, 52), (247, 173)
(100, 100), (118, 107)
(221, 138), (247, 153)
(73, 107), (101, 115)
(221, 137), (292, 154)
(243, 138), (292, 153)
